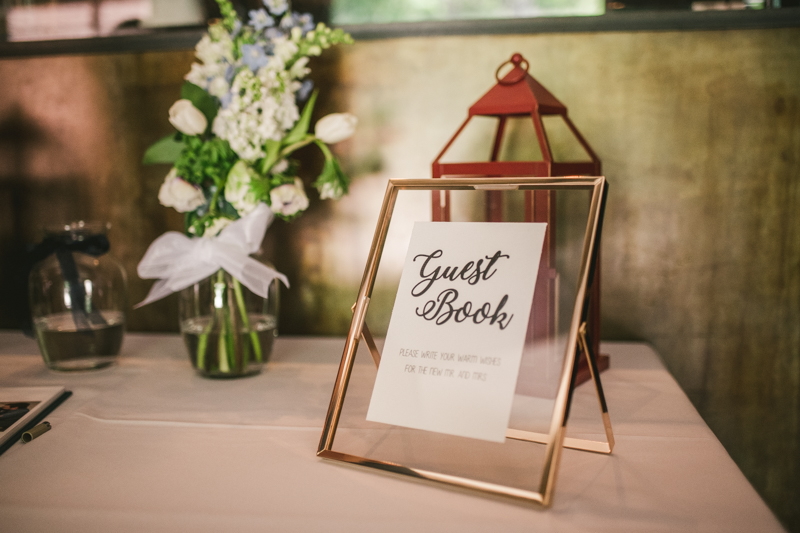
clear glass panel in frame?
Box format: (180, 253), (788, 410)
(320, 177), (609, 504)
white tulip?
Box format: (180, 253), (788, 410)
(314, 113), (357, 144)
(270, 178), (309, 217)
(224, 161), (260, 216)
(158, 169), (205, 213)
(168, 99), (208, 136)
(319, 181), (343, 200)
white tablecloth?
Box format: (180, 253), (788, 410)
(0, 332), (785, 532)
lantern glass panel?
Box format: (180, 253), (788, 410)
(497, 117), (545, 162)
(438, 116), (499, 163)
(541, 115), (595, 162)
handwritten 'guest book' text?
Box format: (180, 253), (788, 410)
(367, 222), (547, 443)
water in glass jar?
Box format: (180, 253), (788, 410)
(34, 311), (125, 371)
(181, 313), (277, 378)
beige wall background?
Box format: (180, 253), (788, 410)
(0, 27), (798, 530)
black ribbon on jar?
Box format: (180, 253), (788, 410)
(28, 233), (111, 331)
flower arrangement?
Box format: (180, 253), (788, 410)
(137, 0), (354, 377)
(143, 0), (355, 233)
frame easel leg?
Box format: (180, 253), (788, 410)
(351, 301), (382, 368)
(506, 321), (614, 454)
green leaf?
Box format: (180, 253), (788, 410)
(143, 134), (185, 164)
(180, 82), (219, 129)
(184, 211), (197, 235)
(259, 140), (282, 174)
(313, 140), (351, 198)
(283, 90), (318, 146)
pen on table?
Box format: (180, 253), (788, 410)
(21, 421), (51, 443)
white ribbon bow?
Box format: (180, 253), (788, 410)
(136, 203), (289, 308)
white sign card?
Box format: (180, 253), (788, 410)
(367, 222), (547, 443)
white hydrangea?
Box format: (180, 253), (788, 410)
(273, 37), (299, 64)
(275, 89), (300, 131)
(184, 33), (235, 90)
(186, 63), (222, 90)
(208, 77), (230, 98)
(289, 56), (310, 79)
(213, 68), (300, 161)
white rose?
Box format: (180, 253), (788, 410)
(168, 99), (208, 136)
(315, 113), (357, 144)
(270, 178), (309, 217)
(158, 169), (205, 213)
(203, 217), (233, 238)
(224, 161), (260, 216)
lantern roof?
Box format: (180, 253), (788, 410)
(469, 53), (566, 117)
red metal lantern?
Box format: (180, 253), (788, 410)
(431, 53), (604, 370)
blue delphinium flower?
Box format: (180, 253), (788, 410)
(297, 80), (314, 102)
(224, 64), (236, 84)
(248, 9), (274, 32)
(278, 12), (314, 35)
(298, 13), (314, 33)
(265, 26), (284, 39)
(279, 13), (294, 30)
(241, 44), (269, 72)
(263, 0), (288, 16)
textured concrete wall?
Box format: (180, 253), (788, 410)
(0, 27), (798, 530)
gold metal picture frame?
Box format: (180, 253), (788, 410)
(318, 176), (612, 506)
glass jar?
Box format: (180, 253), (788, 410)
(178, 269), (279, 378)
(28, 222), (127, 371)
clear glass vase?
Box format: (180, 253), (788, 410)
(179, 269), (279, 378)
(28, 222), (127, 371)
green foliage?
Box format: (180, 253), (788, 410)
(258, 140), (283, 175)
(283, 91), (318, 146)
(314, 157), (349, 195)
(174, 136), (237, 188)
(184, 210), (200, 235)
(250, 166), (296, 202)
(184, 194), (238, 236)
(214, 0), (238, 31)
(142, 134), (185, 164)
(313, 140), (351, 198)
(297, 24), (354, 58)
(180, 82), (219, 129)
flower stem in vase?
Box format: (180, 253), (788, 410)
(232, 277), (262, 363)
(227, 279), (244, 372)
(196, 327), (209, 370)
(213, 271), (231, 373)
(194, 283), (210, 370)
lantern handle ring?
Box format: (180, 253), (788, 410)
(496, 53), (529, 85)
